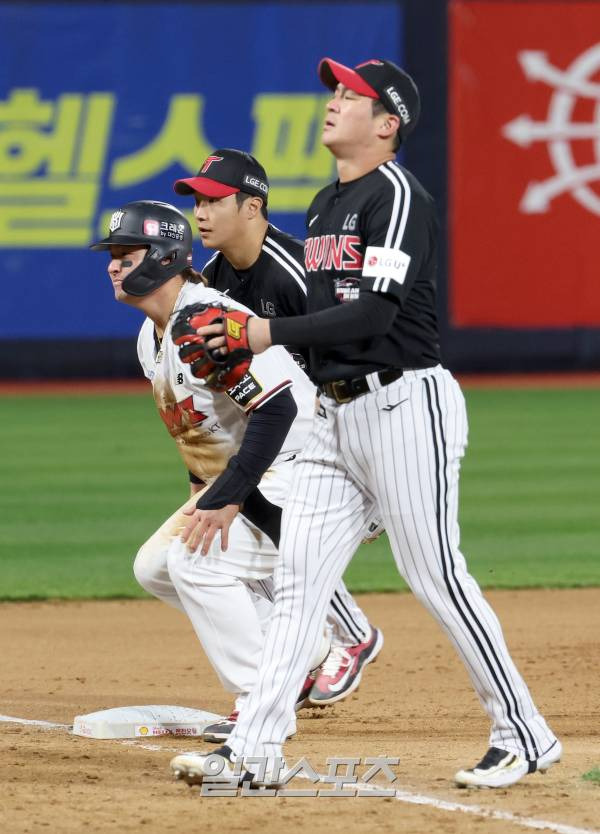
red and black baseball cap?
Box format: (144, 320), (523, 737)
(318, 57), (421, 142)
(173, 149), (269, 204)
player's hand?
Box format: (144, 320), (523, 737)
(195, 317), (273, 356)
(180, 504), (240, 555)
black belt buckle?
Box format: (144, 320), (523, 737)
(330, 380), (352, 404)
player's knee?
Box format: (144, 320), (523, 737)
(133, 543), (168, 597)
(165, 538), (186, 582)
(278, 538), (310, 580)
(409, 566), (461, 606)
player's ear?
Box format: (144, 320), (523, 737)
(245, 196), (264, 219)
(376, 113), (401, 141)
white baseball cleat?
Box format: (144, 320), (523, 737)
(171, 747), (239, 786)
(170, 745), (285, 788)
(454, 739), (562, 788)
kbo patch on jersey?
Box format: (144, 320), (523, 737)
(362, 246), (411, 285)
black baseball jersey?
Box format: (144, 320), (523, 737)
(202, 225), (307, 319)
(202, 224), (309, 368)
(304, 159), (441, 381)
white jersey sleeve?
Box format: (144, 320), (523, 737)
(173, 282), (315, 461)
(173, 284), (294, 414)
(137, 318), (156, 381)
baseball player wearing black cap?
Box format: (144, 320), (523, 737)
(173, 148), (384, 711)
(170, 60), (561, 789)
(174, 150), (308, 366)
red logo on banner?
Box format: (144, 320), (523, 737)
(449, 2), (600, 327)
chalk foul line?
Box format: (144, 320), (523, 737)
(1, 714), (597, 834)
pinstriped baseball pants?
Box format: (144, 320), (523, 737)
(227, 365), (558, 765)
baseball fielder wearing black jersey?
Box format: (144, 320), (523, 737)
(203, 223), (379, 655)
(299, 162), (440, 380)
(202, 225), (309, 370)
(173, 149), (383, 708)
(172, 74), (560, 789)
(203, 226), (306, 320)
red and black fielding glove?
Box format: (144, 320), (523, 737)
(171, 302), (253, 392)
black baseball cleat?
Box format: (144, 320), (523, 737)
(202, 709), (296, 742)
(202, 710), (239, 743)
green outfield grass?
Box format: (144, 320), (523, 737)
(1, 387), (599, 599)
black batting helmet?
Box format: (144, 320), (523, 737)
(90, 200), (193, 297)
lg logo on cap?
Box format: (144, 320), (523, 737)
(385, 86), (411, 124)
(243, 175), (268, 195)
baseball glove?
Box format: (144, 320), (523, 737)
(171, 302), (253, 392)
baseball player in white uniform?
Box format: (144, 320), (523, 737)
(90, 199), (380, 741)
(170, 59), (561, 789)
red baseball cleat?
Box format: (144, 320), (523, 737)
(295, 669), (318, 711)
(308, 626), (383, 706)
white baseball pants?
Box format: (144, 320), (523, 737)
(133, 485), (371, 710)
(227, 366), (558, 765)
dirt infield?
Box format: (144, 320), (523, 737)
(1, 590), (598, 834)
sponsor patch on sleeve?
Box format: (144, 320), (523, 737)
(362, 246), (411, 285)
(226, 370), (263, 409)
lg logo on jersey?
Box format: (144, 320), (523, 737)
(362, 246), (411, 285)
(342, 213), (358, 231)
(261, 299), (276, 316)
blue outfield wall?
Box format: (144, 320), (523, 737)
(0, 1), (402, 347)
(1, 0), (598, 376)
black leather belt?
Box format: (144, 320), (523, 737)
(321, 368), (404, 404)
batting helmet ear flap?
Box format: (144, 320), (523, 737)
(121, 245), (193, 297)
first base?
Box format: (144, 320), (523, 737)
(72, 705), (223, 739)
